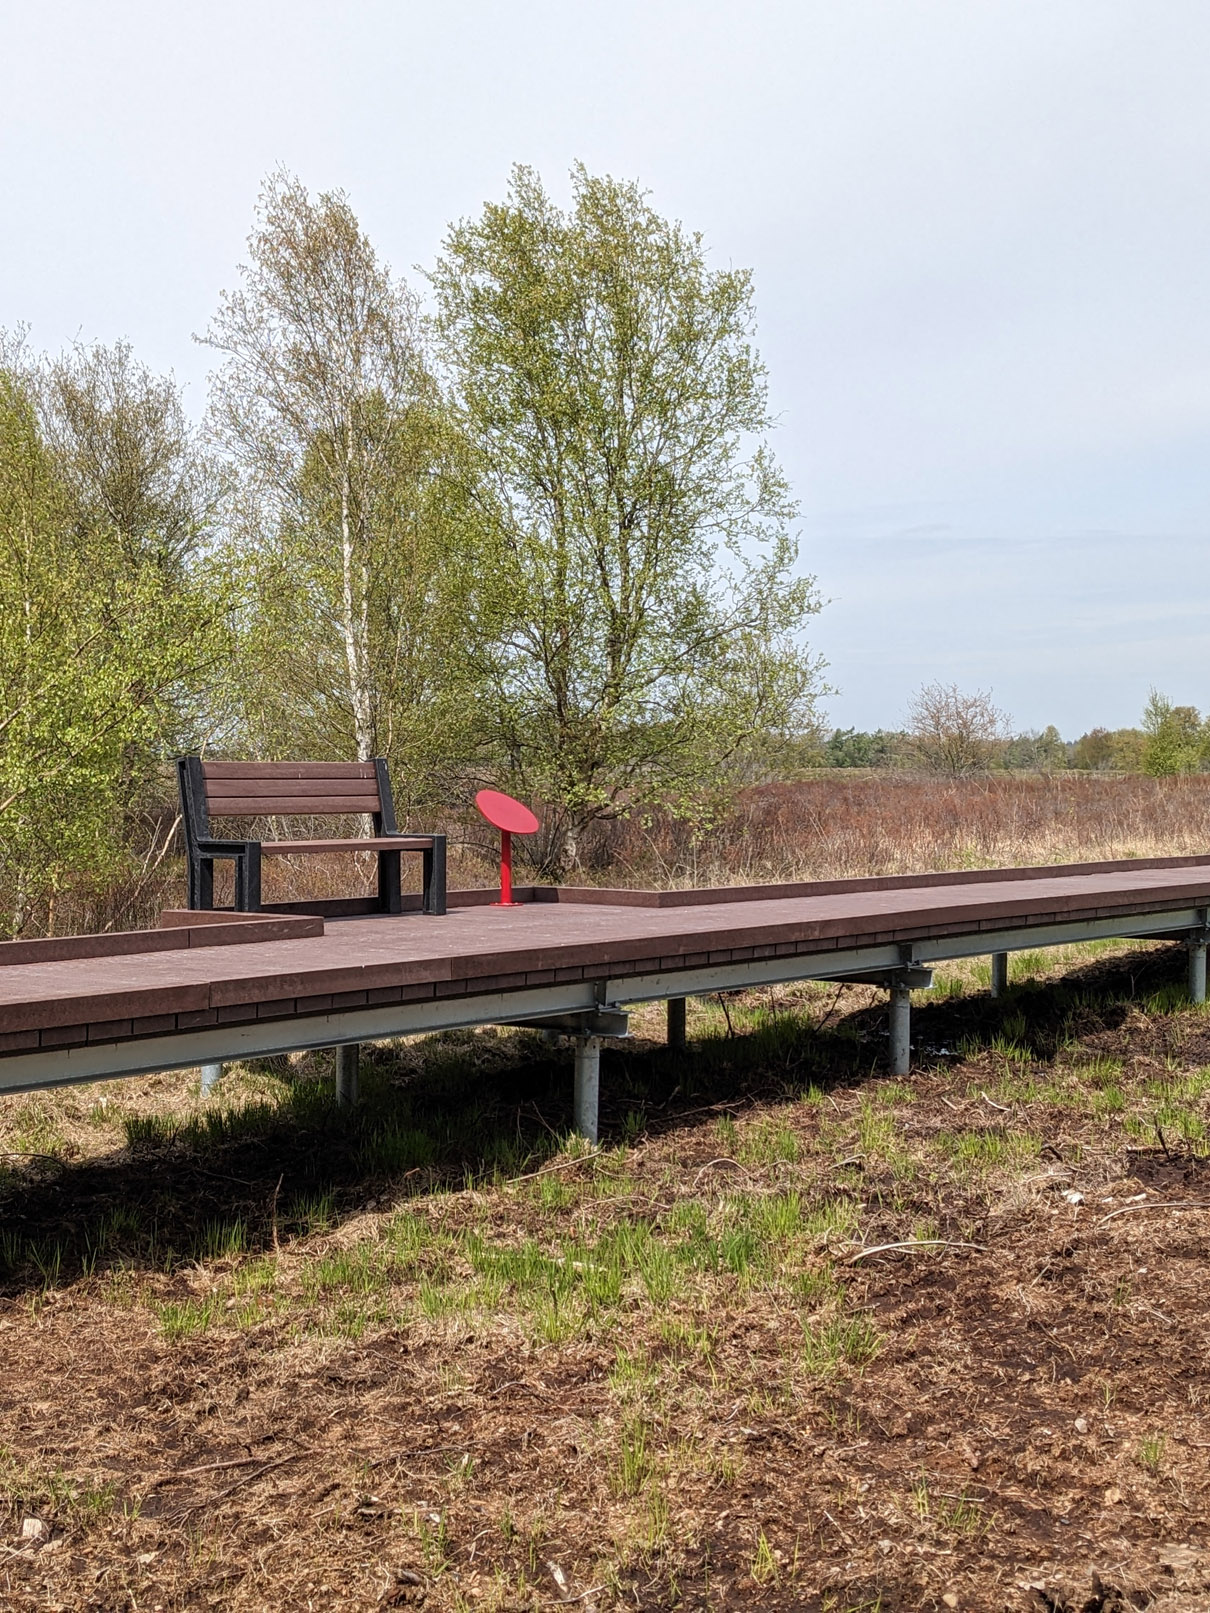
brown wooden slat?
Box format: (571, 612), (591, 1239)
(205, 776), (380, 801)
(207, 795), (385, 817)
(201, 761), (378, 780)
(261, 837), (433, 853)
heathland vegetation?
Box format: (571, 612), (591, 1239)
(6, 170), (1210, 1613)
(0, 166), (819, 936)
(2, 165), (1210, 941)
(3, 167), (1208, 942)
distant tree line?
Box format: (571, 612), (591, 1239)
(0, 166), (823, 933)
(820, 684), (1210, 778)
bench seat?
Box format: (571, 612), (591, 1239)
(260, 837), (438, 854)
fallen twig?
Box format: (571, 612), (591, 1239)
(169, 1448), (312, 1521)
(847, 1239), (988, 1264)
(505, 1148), (602, 1188)
(151, 1453), (265, 1486)
(1095, 1201), (1210, 1227)
(692, 1157), (752, 1187)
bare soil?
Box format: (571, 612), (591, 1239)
(1, 941), (1209, 1611)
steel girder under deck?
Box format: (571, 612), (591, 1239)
(1, 903), (1206, 1122)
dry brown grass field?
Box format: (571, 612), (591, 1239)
(600, 773), (1210, 888)
(3, 775), (1210, 1611)
(30, 772), (1210, 936)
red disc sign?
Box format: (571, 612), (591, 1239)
(475, 790), (539, 835)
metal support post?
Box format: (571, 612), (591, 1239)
(574, 1034), (601, 1143)
(335, 1042), (360, 1106)
(888, 986), (911, 1077)
(667, 997), (687, 1049)
(990, 952), (1009, 998)
(1189, 942), (1207, 1006)
(200, 1061), (222, 1096)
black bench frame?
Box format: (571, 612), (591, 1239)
(176, 756), (446, 916)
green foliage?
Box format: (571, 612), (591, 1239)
(432, 164), (823, 871)
(825, 728), (901, 768)
(1141, 690), (1208, 777)
(202, 173), (483, 802)
(0, 354), (221, 933)
(1070, 726), (1148, 771)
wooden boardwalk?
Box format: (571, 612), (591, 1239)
(3, 855), (1210, 1130)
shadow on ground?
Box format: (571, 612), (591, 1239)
(0, 941), (1192, 1295)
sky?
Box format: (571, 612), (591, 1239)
(2, 0), (1209, 738)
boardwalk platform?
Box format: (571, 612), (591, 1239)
(3, 855), (1210, 1137)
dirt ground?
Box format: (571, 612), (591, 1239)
(1, 940), (1209, 1612)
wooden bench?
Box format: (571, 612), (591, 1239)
(176, 757), (446, 916)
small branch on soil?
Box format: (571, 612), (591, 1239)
(151, 1454), (268, 1486)
(981, 1091), (1010, 1112)
(168, 1448), (313, 1521)
(846, 1239), (989, 1263)
(1095, 1201), (1210, 1227)
(692, 1157), (753, 1187)
(505, 1148), (603, 1187)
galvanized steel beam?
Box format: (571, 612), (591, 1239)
(3, 903), (1208, 1099)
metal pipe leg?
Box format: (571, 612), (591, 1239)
(574, 1034), (601, 1142)
(990, 952), (1009, 998)
(335, 1043), (360, 1106)
(200, 1062), (222, 1096)
(889, 986), (911, 1077)
(667, 997), (687, 1049)
(1189, 943), (1207, 1005)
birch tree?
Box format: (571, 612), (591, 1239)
(200, 173), (471, 777)
(432, 164), (823, 871)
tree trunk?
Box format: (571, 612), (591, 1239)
(339, 436), (373, 762)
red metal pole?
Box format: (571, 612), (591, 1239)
(500, 828), (513, 905)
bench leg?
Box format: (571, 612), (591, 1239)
(235, 843), (262, 912)
(423, 835), (447, 915)
(377, 848), (402, 914)
(200, 1062), (223, 1095)
(193, 857), (215, 911)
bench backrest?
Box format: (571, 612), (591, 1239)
(178, 757), (398, 841)
(202, 761), (383, 818)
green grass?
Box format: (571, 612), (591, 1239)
(738, 1117), (800, 1165)
(614, 1417), (655, 1497)
(934, 1127), (1040, 1174)
(154, 1293), (220, 1341)
(0, 1447), (120, 1523)
(801, 1310), (881, 1376)
(1138, 1431), (1167, 1472)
